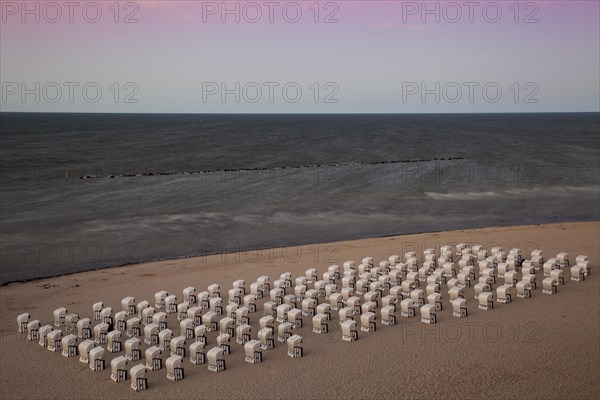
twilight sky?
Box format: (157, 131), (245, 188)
(1, 0), (599, 113)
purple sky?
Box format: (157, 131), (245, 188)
(1, 1), (599, 112)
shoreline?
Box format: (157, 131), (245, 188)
(1, 221), (598, 399)
(3, 220), (597, 287)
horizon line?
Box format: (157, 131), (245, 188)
(2, 111), (599, 115)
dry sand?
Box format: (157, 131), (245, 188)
(1, 221), (599, 400)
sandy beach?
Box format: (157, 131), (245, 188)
(1, 221), (598, 400)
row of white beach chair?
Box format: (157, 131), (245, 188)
(17, 244), (590, 391)
(18, 311), (304, 391)
(19, 248), (590, 342)
(19, 247), (591, 339)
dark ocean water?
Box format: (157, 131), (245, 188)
(1, 113), (599, 284)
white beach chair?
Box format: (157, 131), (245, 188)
(217, 333), (231, 353)
(232, 279), (246, 295)
(312, 313), (328, 334)
(141, 307), (155, 325)
(294, 284), (307, 301)
(61, 334), (78, 357)
(219, 317), (235, 337)
(77, 318), (92, 339)
(208, 283), (221, 298)
(121, 296), (136, 315)
(258, 327), (274, 350)
(243, 294), (257, 313)
(115, 311), (128, 332)
(137, 301), (150, 319)
(381, 305), (396, 326)
(94, 322), (109, 344)
(302, 298), (316, 317)
(189, 341), (207, 364)
(165, 295), (178, 314)
(410, 288), (425, 306)
(542, 277), (558, 294)
(187, 306), (202, 326)
(543, 258), (559, 277)
(452, 298), (467, 317)
(100, 307), (113, 326)
(183, 287), (196, 304)
(154, 290), (168, 309)
(556, 252), (569, 268)
(53, 307), (67, 327)
(288, 308), (303, 328)
(166, 355), (184, 381)
(237, 324), (252, 345)
(126, 317), (141, 337)
(177, 302), (190, 321)
(78, 339), (95, 364)
(360, 312), (376, 332)
(505, 271), (518, 287)
(207, 347), (226, 372)
(209, 297), (223, 315)
(316, 303), (332, 321)
(341, 320), (358, 341)
(125, 337), (142, 361)
(277, 322), (293, 343)
(225, 302), (238, 320)
(347, 296), (362, 315)
(478, 292), (494, 310)
(26, 320), (40, 341)
(197, 291), (210, 308)
(38, 324), (53, 348)
(420, 304), (437, 324)
(305, 269), (318, 283)
(287, 334), (303, 358)
(427, 293), (442, 311)
(497, 284), (514, 304)
(145, 346), (162, 371)
(111, 355), (128, 382)
(244, 340), (263, 364)
(89, 346), (106, 371)
(17, 313), (29, 333)
(194, 325), (207, 345)
(257, 276), (270, 291)
(228, 288), (243, 305)
(169, 335), (186, 358)
(516, 280), (532, 298)
(130, 364), (148, 392)
(158, 328), (173, 351)
(550, 269), (565, 285)
(400, 299), (416, 318)
(152, 311), (168, 330)
(92, 302), (103, 321)
(144, 323), (160, 345)
(570, 264), (586, 282)
(323, 271), (336, 284)
(107, 330), (123, 353)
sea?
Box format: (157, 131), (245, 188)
(1, 113), (598, 284)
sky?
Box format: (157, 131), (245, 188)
(1, 0), (599, 113)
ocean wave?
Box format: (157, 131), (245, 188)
(425, 185), (600, 201)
